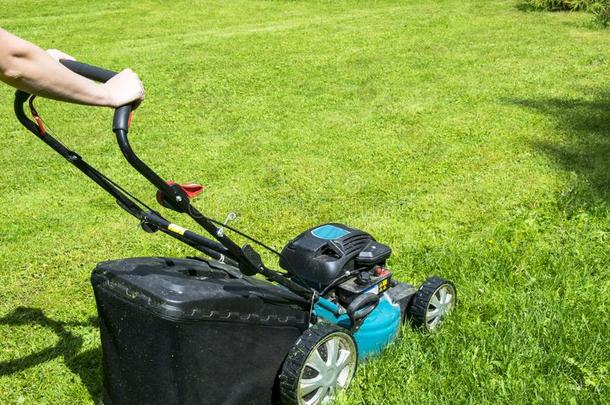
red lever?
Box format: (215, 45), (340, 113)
(157, 181), (205, 207)
(33, 115), (46, 135)
(178, 182), (205, 199)
(28, 98), (46, 136)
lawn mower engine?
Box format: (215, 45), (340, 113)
(280, 224), (418, 358)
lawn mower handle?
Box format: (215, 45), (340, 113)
(60, 60), (183, 209)
(59, 60), (132, 132)
(15, 60), (316, 301)
(58, 61), (262, 269)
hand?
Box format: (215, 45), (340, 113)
(101, 68), (145, 108)
(46, 49), (76, 62)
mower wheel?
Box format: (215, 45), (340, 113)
(408, 277), (456, 331)
(279, 322), (357, 405)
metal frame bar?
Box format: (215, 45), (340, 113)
(14, 90), (313, 299)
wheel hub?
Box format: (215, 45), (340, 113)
(425, 284), (455, 330)
(298, 333), (356, 405)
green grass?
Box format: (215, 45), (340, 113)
(1, 0), (609, 403)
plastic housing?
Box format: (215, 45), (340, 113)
(92, 257), (309, 405)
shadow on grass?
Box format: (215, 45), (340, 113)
(0, 307), (102, 401)
(510, 91), (610, 213)
(514, 1), (581, 12)
(515, 2), (540, 12)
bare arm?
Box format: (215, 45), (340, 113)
(0, 28), (144, 107)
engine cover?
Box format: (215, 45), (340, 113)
(279, 223), (391, 287)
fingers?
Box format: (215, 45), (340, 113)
(121, 68), (145, 107)
(103, 68), (145, 108)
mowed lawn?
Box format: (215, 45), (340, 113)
(1, 0), (609, 403)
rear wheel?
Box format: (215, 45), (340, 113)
(279, 322), (357, 405)
(408, 277), (456, 331)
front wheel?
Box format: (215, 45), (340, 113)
(279, 322), (358, 405)
(408, 277), (456, 331)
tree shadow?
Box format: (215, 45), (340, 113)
(510, 91), (610, 214)
(0, 307), (102, 402)
(515, 2), (539, 12)
(514, 1), (578, 12)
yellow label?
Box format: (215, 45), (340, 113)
(168, 223), (187, 236)
(378, 279), (389, 293)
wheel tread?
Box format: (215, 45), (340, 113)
(278, 322), (356, 405)
(408, 276), (456, 330)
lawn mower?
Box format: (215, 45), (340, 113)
(14, 60), (457, 405)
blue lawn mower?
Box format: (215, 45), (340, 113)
(14, 60), (457, 405)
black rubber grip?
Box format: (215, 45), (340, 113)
(59, 59), (132, 132)
(60, 60), (117, 83)
(113, 106), (132, 132)
(15, 89), (30, 105)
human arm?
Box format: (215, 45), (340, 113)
(0, 28), (144, 107)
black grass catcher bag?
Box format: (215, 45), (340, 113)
(91, 257), (310, 405)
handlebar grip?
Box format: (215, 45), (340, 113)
(59, 60), (133, 132)
(113, 106), (132, 132)
(60, 60), (117, 83)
